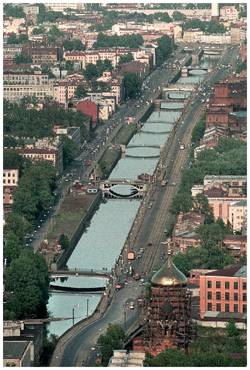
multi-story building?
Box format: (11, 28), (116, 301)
(204, 175), (247, 190)
(220, 5), (239, 21)
(3, 169), (19, 206)
(228, 200), (247, 232)
(5, 138), (63, 174)
(64, 47), (154, 69)
(4, 83), (54, 102)
(3, 71), (49, 85)
(200, 265), (247, 319)
(44, 3), (85, 12)
(53, 81), (80, 105)
(23, 47), (60, 64)
(3, 17), (26, 35)
(3, 44), (23, 62)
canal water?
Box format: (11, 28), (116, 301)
(47, 55), (218, 337)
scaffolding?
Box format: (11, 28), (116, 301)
(141, 285), (195, 353)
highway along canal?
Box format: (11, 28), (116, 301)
(47, 55), (219, 337)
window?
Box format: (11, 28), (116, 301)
(234, 293), (238, 301)
(234, 304), (238, 313)
(207, 303), (212, 311)
(216, 292), (221, 300)
(216, 281), (221, 289)
(234, 282), (238, 289)
(243, 293), (247, 302)
(225, 292), (230, 301)
(225, 304), (230, 312)
(216, 303), (221, 312)
(243, 282), (247, 290)
(243, 304), (247, 313)
(207, 292), (212, 300)
(207, 281), (212, 288)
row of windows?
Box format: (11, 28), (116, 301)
(3, 179), (16, 184)
(207, 292), (247, 301)
(3, 173), (16, 177)
(207, 280), (246, 290)
(207, 303), (247, 313)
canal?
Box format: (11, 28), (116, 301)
(47, 55), (219, 337)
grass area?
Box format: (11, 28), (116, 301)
(98, 123), (138, 178)
(47, 194), (94, 241)
(112, 123), (137, 145)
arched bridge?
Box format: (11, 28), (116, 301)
(99, 179), (148, 199)
(49, 268), (110, 278)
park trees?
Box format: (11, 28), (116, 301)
(123, 72), (142, 99)
(14, 53), (32, 64)
(61, 136), (79, 168)
(4, 4), (25, 18)
(94, 33), (143, 48)
(119, 53), (134, 65)
(97, 324), (125, 366)
(4, 250), (49, 319)
(74, 84), (87, 99)
(63, 39), (85, 51)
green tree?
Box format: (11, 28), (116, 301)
(63, 39), (85, 51)
(4, 231), (22, 264)
(61, 136), (79, 168)
(4, 213), (32, 243)
(171, 192), (193, 214)
(193, 193), (214, 223)
(75, 84), (87, 99)
(32, 26), (46, 35)
(118, 53), (134, 65)
(65, 60), (74, 72)
(4, 4), (25, 18)
(14, 53), (32, 64)
(124, 72), (142, 99)
(7, 34), (19, 44)
(48, 26), (64, 43)
(156, 35), (173, 66)
(96, 59), (113, 76)
(83, 63), (99, 80)
(226, 319), (240, 337)
(4, 250), (49, 319)
(3, 136), (19, 148)
(191, 118), (206, 144)
(59, 234), (70, 250)
(97, 324), (125, 366)
(172, 11), (187, 21)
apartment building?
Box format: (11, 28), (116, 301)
(3, 169), (19, 206)
(200, 265), (247, 319)
(3, 44), (23, 62)
(204, 175), (247, 190)
(53, 81), (80, 105)
(228, 200), (247, 232)
(64, 48), (154, 69)
(23, 47), (59, 64)
(4, 83), (54, 102)
(3, 71), (49, 85)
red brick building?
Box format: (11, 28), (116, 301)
(76, 100), (98, 128)
(200, 265), (247, 319)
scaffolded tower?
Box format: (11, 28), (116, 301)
(136, 241), (194, 356)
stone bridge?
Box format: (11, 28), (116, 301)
(99, 179), (148, 199)
(181, 66), (210, 77)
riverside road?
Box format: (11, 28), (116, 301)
(50, 45), (239, 367)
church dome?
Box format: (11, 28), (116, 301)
(151, 251), (187, 287)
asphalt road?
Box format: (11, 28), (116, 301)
(51, 45), (240, 367)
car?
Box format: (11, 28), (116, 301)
(171, 182), (176, 186)
(129, 302), (135, 309)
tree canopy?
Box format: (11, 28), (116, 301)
(14, 53), (32, 64)
(94, 33), (144, 48)
(13, 161), (57, 222)
(183, 19), (227, 34)
(4, 100), (89, 140)
(97, 324), (125, 366)
(4, 250), (49, 319)
(7, 34), (29, 44)
(118, 53), (134, 65)
(4, 4), (25, 18)
(123, 72), (142, 99)
(61, 136), (79, 168)
(156, 35), (174, 66)
(63, 39), (85, 51)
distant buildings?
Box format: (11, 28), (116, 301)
(200, 265), (247, 319)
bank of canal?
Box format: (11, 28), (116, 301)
(47, 55), (219, 337)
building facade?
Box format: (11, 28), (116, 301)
(200, 265), (247, 319)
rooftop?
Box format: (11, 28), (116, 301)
(205, 264), (246, 278)
(4, 341), (30, 360)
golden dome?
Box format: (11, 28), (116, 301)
(151, 251), (187, 287)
